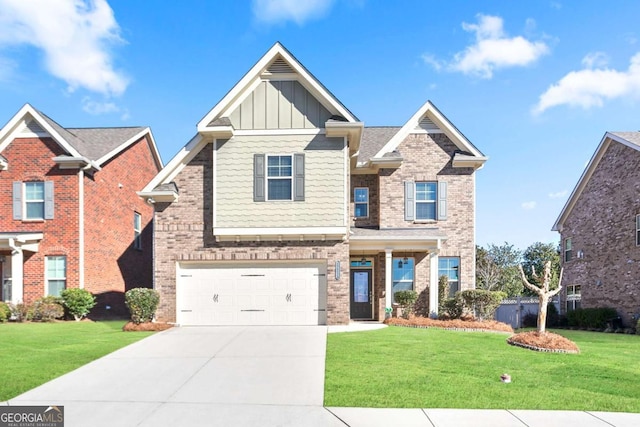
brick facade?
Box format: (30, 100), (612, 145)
(560, 141), (640, 326)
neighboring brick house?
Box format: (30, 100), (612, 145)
(0, 104), (162, 315)
(140, 43), (486, 326)
(553, 131), (640, 326)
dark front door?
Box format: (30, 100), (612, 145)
(350, 269), (373, 319)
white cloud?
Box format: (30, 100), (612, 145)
(421, 54), (444, 72)
(82, 97), (119, 115)
(581, 51), (609, 69)
(548, 190), (568, 199)
(0, 0), (128, 96)
(521, 201), (537, 210)
(533, 52), (640, 114)
(252, 0), (335, 25)
(447, 14), (549, 78)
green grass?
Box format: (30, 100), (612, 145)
(0, 321), (154, 401)
(325, 327), (640, 411)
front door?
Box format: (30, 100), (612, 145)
(350, 269), (373, 319)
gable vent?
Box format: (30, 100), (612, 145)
(417, 116), (440, 132)
(21, 119), (47, 135)
(267, 57), (294, 74)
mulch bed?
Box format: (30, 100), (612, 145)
(385, 316), (514, 333)
(507, 331), (580, 354)
(122, 322), (174, 332)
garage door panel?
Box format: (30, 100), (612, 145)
(178, 263), (327, 326)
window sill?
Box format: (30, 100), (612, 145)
(413, 220), (437, 224)
(21, 219), (46, 223)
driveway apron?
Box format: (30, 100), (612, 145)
(8, 326), (343, 427)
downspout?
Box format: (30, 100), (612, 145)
(78, 168), (86, 289)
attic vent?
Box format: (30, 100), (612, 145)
(267, 57), (294, 74)
(22, 119), (46, 135)
(416, 116), (440, 132)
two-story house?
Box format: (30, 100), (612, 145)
(0, 104), (162, 316)
(140, 43), (486, 326)
(553, 131), (640, 326)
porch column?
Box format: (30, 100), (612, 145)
(429, 251), (439, 318)
(385, 249), (393, 317)
(10, 242), (23, 305)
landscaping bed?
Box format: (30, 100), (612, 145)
(384, 316), (514, 333)
(122, 321), (173, 332)
(507, 331), (580, 353)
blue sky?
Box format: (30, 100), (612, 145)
(1, 0), (640, 251)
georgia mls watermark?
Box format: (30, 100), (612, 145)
(0, 406), (64, 427)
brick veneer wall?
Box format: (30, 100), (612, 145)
(560, 141), (640, 326)
(378, 133), (477, 293)
(350, 174), (379, 228)
(0, 137), (79, 303)
(84, 135), (159, 314)
(153, 144), (350, 324)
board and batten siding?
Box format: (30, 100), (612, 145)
(215, 134), (346, 228)
(229, 81), (333, 130)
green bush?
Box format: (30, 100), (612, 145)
(0, 301), (11, 322)
(440, 295), (464, 319)
(437, 275), (448, 313)
(546, 302), (559, 327)
(458, 289), (506, 321)
(29, 296), (65, 321)
(125, 288), (160, 324)
(10, 303), (29, 322)
(61, 288), (96, 321)
(566, 307), (619, 329)
(394, 290), (418, 319)
(636, 319), (640, 335)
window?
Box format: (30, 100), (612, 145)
(392, 257), (414, 303)
(564, 238), (572, 262)
(354, 188), (369, 218)
(254, 154), (304, 202)
(415, 182), (437, 220)
(405, 181), (447, 222)
(46, 256), (66, 297)
(134, 212), (142, 250)
(13, 181), (54, 220)
(267, 155), (292, 200)
(566, 284), (581, 312)
(636, 215), (640, 246)
(439, 257), (460, 297)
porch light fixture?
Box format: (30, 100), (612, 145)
(398, 260), (403, 268)
(360, 256), (367, 264)
(403, 256), (409, 263)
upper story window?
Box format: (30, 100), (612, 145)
(415, 182), (437, 220)
(404, 181), (446, 222)
(564, 238), (572, 262)
(354, 188), (369, 218)
(392, 257), (414, 303)
(46, 255), (66, 297)
(636, 215), (640, 246)
(267, 155), (293, 200)
(134, 212), (142, 250)
(254, 154), (304, 202)
(13, 181), (54, 221)
(439, 257), (460, 297)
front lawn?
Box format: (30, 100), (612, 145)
(325, 327), (640, 411)
(0, 321), (155, 401)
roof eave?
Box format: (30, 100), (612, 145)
(137, 190), (178, 203)
(53, 155), (101, 172)
(196, 125), (235, 138)
(452, 153), (488, 170)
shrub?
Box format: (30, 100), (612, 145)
(440, 295), (464, 319)
(636, 319), (640, 335)
(394, 290), (418, 319)
(29, 296), (65, 321)
(546, 302), (559, 327)
(0, 301), (11, 322)
(437, 275), (449, 313)
(566, 307), (619, 329)
(61, 288), (96, 321)
(125, 288), (160, 324)
(10, 303), (29, 322)
(522, 311), (538, 328)
(458, 289), (506, 321)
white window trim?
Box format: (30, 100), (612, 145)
(266, 154), (293, 201)
(354, 187), (369, 218)
(134, 212), (142, 250)
(566, 284), (581, 311)
(45, 255), (67, 297)
(439, 257), (460, 296)
(636, 215), (640, 246)
(391, 257), (415, 304)
(415, 181), (437, 221)
(24, 181), (45, 221)
(564, 238), (572, 262)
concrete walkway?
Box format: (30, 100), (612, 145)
(5, 324), (640, 426)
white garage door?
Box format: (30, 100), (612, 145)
(177, 262), (327, 326)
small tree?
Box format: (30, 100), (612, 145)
(458, 289), (506, 321)
(518, 261), (563, 334)
(61, 288), (96, 321)
(437, 275), (449, 314)
(125, 288), (160, 324)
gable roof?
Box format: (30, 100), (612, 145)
(369, 100), (486, 168)
(552, 131), (640, 231)
(0, 104), (162, 169)
(197, 42), (359, 132)
(358, 127), (401, 163)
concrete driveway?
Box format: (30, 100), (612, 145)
(8, 326), (343, 427)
